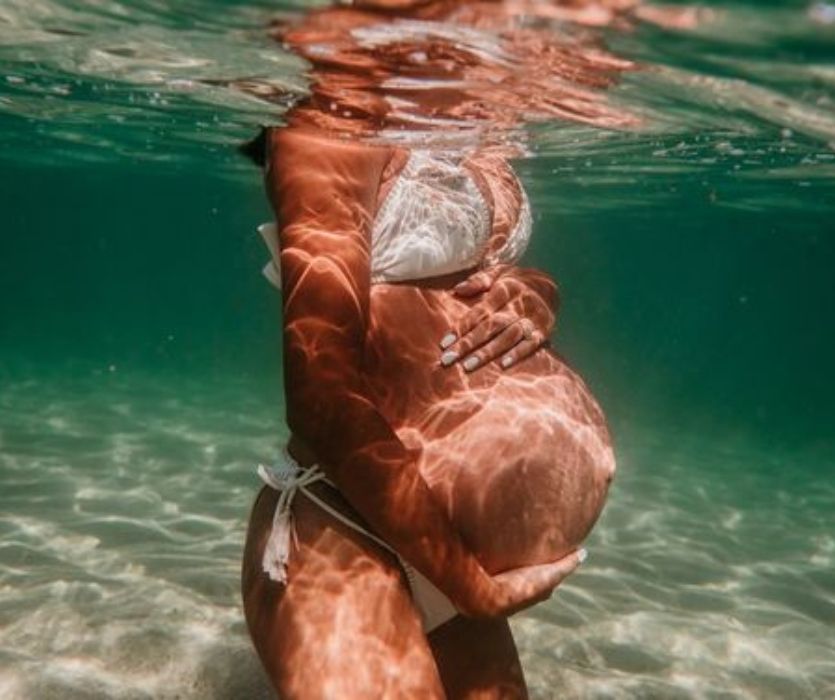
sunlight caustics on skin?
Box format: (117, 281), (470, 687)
(233, 0), (651, 696)
(2, 0), (834, 697)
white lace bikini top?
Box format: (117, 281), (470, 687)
(258, 150), (532, 288)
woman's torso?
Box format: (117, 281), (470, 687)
(278, 149), (615, 573)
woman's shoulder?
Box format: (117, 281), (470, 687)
(273, 127), (397, 161)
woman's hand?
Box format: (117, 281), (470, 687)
(439, 265), (559, 372)
(457, 548), (587, 619)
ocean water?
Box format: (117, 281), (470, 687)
(1, 1), (834, 698)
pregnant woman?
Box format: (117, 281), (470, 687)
(241, 0), (625, 696)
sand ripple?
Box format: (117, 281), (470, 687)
(0, 372), (833, 698)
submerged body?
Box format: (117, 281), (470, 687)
(252, 137), (614, 579)
(243, 132), (615, 686)
(239, 0), (638, 693)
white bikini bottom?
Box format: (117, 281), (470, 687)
(257, 449), (458, 634)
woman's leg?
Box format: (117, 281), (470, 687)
(242, 486), (445, 699)
(429, 616), (528, 700)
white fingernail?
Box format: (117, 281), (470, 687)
(440, 333), (457, 349)
(463, 356), (480, 372)
(440, 351), (459, 367)
(578, 548), (588, 564)
(501, 356), (513, 369)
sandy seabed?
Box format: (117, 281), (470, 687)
(0, 371), (833, 699)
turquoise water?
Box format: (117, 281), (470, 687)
(1, 1), (834, 698)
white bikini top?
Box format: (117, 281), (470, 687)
(258, 150), (531, 288)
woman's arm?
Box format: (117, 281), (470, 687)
(267, 128), (579, 616)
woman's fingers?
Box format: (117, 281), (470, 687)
(457, 320), (528, 372)
(499, 328), (546, 370)
(439, 312), (517, 367)
(439, 268), (555, 364)
(452, 270), (495, 297)
(438, 267), (553, 369)
(452, 264), (511, 298)
(496, 548), (586, 594)
(439, 296), (497, 351)
(441, 317), (546, 372)
(439, 271), (528, 350)
(492, 548), (587, 616)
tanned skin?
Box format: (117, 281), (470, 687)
(233, 0), (700, 696)
(243, 130), (593, 698)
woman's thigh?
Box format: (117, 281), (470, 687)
(429, 616), (528, 700)
(242, 486), (445, 700)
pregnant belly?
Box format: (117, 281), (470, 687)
(365, 285), (615, 573)
(403, 355), (614, 574)
(366, 283), (615, 575)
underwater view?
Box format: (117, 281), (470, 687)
(1, 0), (834, 697)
